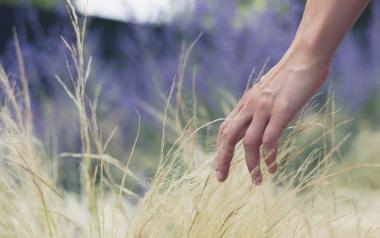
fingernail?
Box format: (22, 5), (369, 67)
(255, 176), (263, 185)
(268, 164), (278, 174)
(251, 169), (262, 185)
(216, 171), (224, 182)
(252, 176), (262, 185)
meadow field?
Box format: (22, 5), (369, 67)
(0, 0), (380, 237)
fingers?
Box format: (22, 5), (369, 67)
(217, 103), (243, 148)
(215, 113), (252, 182)
(262, 122), (280, 174)
(262, 114), (290, 174)
(243, 114), (269, 185)
(215, 97), (291, 184)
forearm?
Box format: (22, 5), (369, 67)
(215, 0), (370, 184)
(288, 0), (369, 63)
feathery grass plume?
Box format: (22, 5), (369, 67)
(126, 35), (379, 238)
(0, 0), (379, 237)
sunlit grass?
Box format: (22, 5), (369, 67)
(0, 1), (379, 237)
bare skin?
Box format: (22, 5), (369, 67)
(215, 0), (370, 184)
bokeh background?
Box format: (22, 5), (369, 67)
(0, 0), (379, 192)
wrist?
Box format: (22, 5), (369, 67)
(289, 40), (332, 64)
(282, 40), (332, 71)
(277, 42), (331, 85)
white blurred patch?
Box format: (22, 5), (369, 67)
(74, 0), (192, 24)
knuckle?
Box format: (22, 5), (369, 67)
(262, 135), (275, 148)
(256, 100), (268, 111)
(219, 125), (228, 139)
(255, 91), (274, 111)
(243, 137), (260, 150)
(219, 121), (228, 132)
(274, 101), (291, 114)
(219, 123), (225, 131)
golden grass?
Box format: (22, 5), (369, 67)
(0, 1), (379, 237)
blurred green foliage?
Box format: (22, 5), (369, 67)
(360, 86), (380, 127)
(340, 125), (380, 189)
(240, 0), (265, 9)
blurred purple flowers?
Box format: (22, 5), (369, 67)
(1, 0), (379, 139)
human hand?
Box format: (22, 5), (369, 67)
(214, 49), (331, 184)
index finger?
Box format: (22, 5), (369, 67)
(217, 102), (244, 148)
(215, 113), (251, 182)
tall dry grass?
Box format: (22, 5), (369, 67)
(0, 1), (379, 237)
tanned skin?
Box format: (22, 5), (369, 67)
(214, 0), (370, 184)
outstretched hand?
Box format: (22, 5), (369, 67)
(214, 49), (331, 184)
(214, 0), (369, 184)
